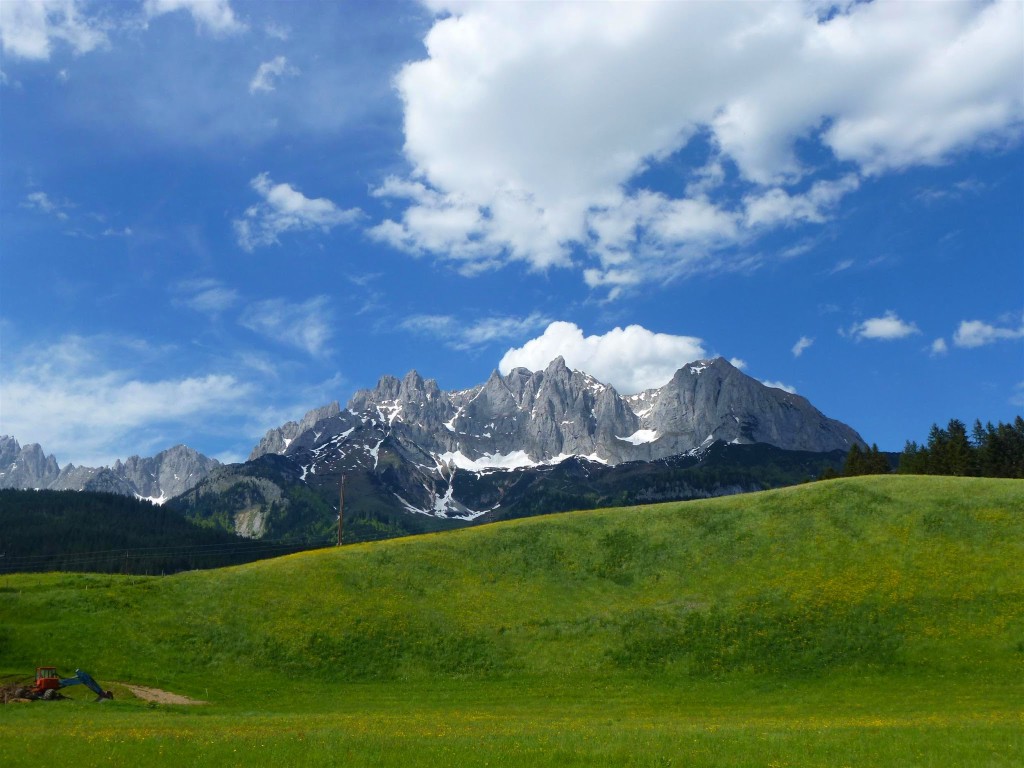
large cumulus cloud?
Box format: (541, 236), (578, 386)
(370, 1), (1023, 294)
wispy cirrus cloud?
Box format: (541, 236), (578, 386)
(143, 0), (245, 36)
(21, 188), (138, 238)
(249, 55), (297, 94)
(173, 278), (240, 315)
(239, 295), (333, 357)
(792, 336), (814, 358)
(22, 191), (70, 220)
(401, 312), (550, 351)
(234, 173), (361, 251)
(0, 333), (255, 466)
(1011, 382), (1024, 408)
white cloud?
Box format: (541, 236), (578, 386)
(952, 318), (1024, 348)
(792, 336), (814, 357)
(499, 321), (706, 394)
(373, 1), (1023, 290)
(744, 175), (860, 229)
(849, 311), (921, 341)
(916, 178), (989, 204)
(249, 55), (297, 94)
(0, 0), (245, 61)
(931, 337), (948, 356)
(0, 335), (254, 467)
(234, 173), (361, 251)
(1011, 382), (1024, 408)
(23, 190), (139, 237)
(239, 296), (333, 357)
(22, 191), (70, 220)
(264, 22), (290, 41)
(173, 278), (239, 315)
(402, 312), (550, 351)
(761, 380), (797, 394)
(369, 176), (569, 273)
(101, 226), (133, 237)
(0, 0), (107, 61)
(729, 358), (747, 371)
(144, 0), (245, 36)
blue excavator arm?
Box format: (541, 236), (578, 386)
(58, 669), (114, 700)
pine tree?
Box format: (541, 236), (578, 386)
(843, 444), (865, 476)
(993, 417), (1024, 478)
(945, 419), (975, 476)
(866, 443), (890, 474)
(898, 440), (928, 474)
(820, 466), (840, 481)
(926, 424), (951, 475)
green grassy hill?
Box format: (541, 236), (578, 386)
(2, 476), (1022, 766)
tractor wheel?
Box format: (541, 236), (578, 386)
(42, 689), (57, 700)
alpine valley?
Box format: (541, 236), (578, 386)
(3, 357), (865, 543)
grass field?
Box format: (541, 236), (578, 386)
(2, 476), (1022, 766)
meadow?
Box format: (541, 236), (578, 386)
(2, 475), (1022, 766)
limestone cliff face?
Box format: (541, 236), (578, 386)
(248, 402), (341, 460)
(1, 436), (218, 501)
(0, 436), (60, 489)
(113, 445), (222, 500)
(256, 356), (863, 475)
(636, 358), (863, 455)
(342, 356), (861, 464)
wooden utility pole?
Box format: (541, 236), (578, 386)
(337, 474), (346, 546)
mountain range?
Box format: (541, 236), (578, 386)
(0, 437), (219, 502)
(4, 356), (864, 541)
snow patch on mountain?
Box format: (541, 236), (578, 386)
(616, 429), (660, 445)
(437, 449), (537, 473)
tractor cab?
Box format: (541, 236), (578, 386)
(34, 667), (61, 693)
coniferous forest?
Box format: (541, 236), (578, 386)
(898, 417), (1024, 478)
(0, 489), (311, 575)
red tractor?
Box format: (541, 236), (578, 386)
(30, 667), (113, 701)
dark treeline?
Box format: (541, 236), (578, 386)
(0, 489), (323, 575)
(818, 417), (1023, 481)
(840, 443), (893, 477)
(898, 417), (1024, 478)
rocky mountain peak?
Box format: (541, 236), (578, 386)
(249, 402), (341, 460)
(544, 356), (570, 375)
(255, 357), (864, 482)
(0, 436), (61, 489)
(3, 435), (217, 500)
(402, 369), (425, 392)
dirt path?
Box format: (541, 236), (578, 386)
(122, 684), (207, 705)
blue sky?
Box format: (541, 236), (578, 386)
(1, 0), (1022, 467)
